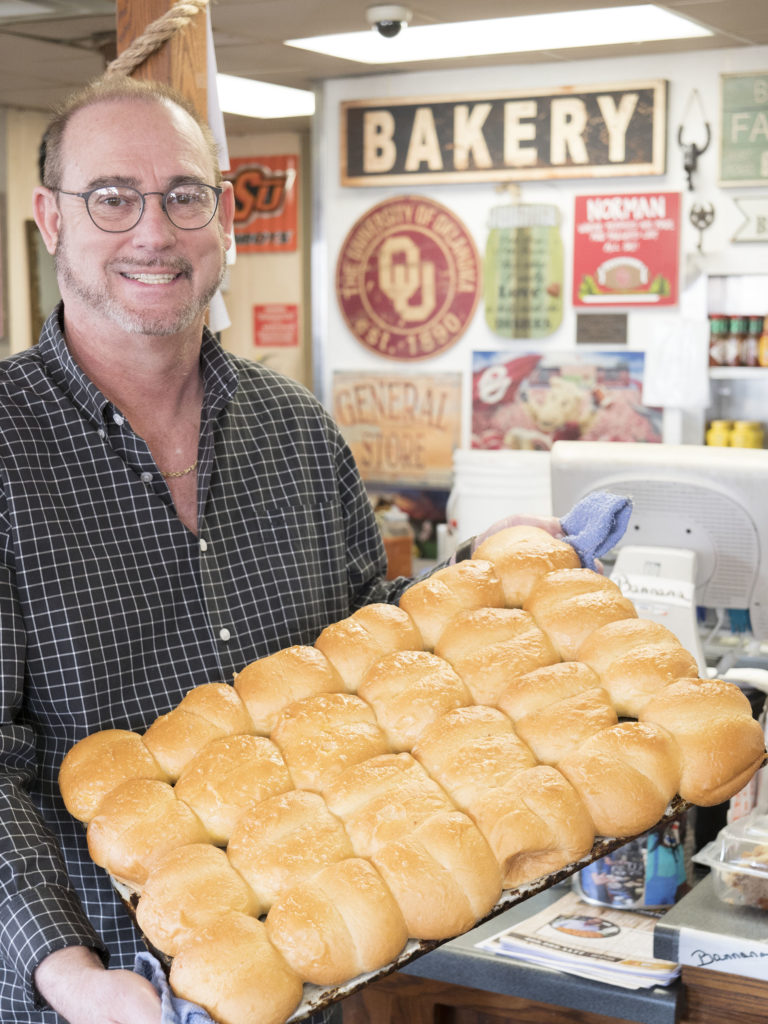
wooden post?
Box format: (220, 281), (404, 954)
(115, 0), (207, 116)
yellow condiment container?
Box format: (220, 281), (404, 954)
(705, 420), (733, 446)
(730, 420), (765, 448)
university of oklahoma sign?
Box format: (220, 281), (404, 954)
(341, 80), (667, 185)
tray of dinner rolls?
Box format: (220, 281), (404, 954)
(59, 525), (767, 1024)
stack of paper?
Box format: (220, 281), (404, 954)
(476, 890), (680, 990)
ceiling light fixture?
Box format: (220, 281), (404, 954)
(216, 74), (315, 119)
(285, 4), (712, 65)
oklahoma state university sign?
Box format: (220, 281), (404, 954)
(341, 80), (667, 185)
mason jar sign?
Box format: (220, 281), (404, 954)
(484, 203), (564, 339)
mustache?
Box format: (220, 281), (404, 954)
(109, 257), (195, 275)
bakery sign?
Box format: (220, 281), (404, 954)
(341, 80), (667, 185)
(332, 370), (461, 487)
(336, 195), (481, 360)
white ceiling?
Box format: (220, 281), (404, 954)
(0, 0), (766, 136)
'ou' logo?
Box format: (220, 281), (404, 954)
(231, 165), (295, 223)
(377, 236), (436, 321)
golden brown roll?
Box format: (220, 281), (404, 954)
(398, 559), (505, 650)
(169, 911), (303, 1024)
(173, 734), (293, 845)
(58, 728), (169, 824)
(371, 810), (502, 940)
(577, 618), (700, 717)
(434, 607), (560, 706)
(466, 765), (595, 888)
(473, 525), (581, 607)
(411, 705), (536, 811)
(314, 603), (423, 691)
(233, 644), (346, 734)
(558, 721), (682, 837)
(136, 843), (260, 955)
(357, 650), (472, 751)
(85, 778), (209, 889)
(270, 692), (390, 792)
(523, 568), (637, 660)
(495, 661), (617, 766)
(496, 660), (603, 721)
(640, 677), (767, 806)
(226, 789), (353, 910)
(142, 683), (254, 781)
(265, 857), (408, 985)
(322, 752), (454, 858)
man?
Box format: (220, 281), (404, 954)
(2, 76), (559, 1024)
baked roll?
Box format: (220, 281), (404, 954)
(233, 644), (346, 734)
(473, 525), (581, 607)
(314, 603), (423, 691)
(58, 728), (169, 824)
(371, 809), (502, 940)
(143, 683), (254, 781)
(322, 752), (454, 858)
(434, 607), (559, 706)
(270, 692), (390, 793)
(226, 789), (353, 910)
(358, 649), (472, 751)
(558, 721), (682, 837)
(523, 568), (637, 660)
(170, 911), (303, 1024)
(411, 705), (536, 810)
(640, 677), (767, 806)
(466, 765), (595, 888)
(136, 842), (259, 956)
(173, 734), (293, 845)
(85, 778), (209, 889)
(577, 618), (700, 717)
(398, 559), (505, 650)
(265, 857), (409, 985)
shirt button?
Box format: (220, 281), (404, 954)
(219, 628), (231, 642)
(140, 471), (154, 484)
(113, 413), (125, 425)
(199, 538), (208, 553)
(97, 429), (106, 440)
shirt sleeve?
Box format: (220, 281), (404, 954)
(0, 489), (106, 1009)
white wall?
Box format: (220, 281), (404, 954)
(314, 46), (768, 444)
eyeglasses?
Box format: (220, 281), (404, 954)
(56, 183), (223, 232)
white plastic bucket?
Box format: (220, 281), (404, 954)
(446, 449), (552, 544)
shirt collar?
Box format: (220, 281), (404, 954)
(37, 301), (239, 426)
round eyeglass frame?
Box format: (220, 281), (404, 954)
(56, 183), (224, 232)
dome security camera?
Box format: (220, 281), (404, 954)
(366, 4), (413, 38)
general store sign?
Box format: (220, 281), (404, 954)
(341, 80), (667, 185)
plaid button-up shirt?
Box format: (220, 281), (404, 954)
(0, 305), (407, 1021)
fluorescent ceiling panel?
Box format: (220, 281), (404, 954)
(216, 74), (315, 119)
(286, 4), (712, 64)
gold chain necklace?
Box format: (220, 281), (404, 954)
(160, 457), (199, 479)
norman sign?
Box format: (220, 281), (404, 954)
(341, 81), (667, 185)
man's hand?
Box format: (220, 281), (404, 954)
(34, 946), (162, 1024)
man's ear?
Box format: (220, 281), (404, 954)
(218, 180), (235, 251)
(32, 186), (61, 255)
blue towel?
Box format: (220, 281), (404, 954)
(560, 491), (632, 571)
(134, 951), (215, 1024)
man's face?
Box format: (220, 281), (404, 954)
(50, 97), (232, 339)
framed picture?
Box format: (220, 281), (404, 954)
(719, 71), (768, 187)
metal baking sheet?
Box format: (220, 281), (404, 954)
(113, 797), (690, 1022)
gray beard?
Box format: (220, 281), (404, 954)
(54, 233), (226, 337)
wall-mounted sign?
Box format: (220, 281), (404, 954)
(719, 72), (768, 187)
(225, 155), (298, 252)
(732, 197), (768, 242)
(572, 192), (680, 308)
(484, 203), (563, 339)
(253, 304), (299, 348)
(335, 195), (481, 360)
(341, 80), (667, 186)
(333, 370), (461, 487)
(471, 351), (661, 451)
